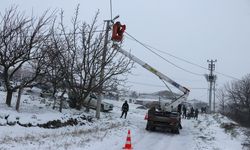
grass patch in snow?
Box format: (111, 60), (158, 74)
(220, 122), (239, 138)
(197, 135), (215, 141)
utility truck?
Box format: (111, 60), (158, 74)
(112, 43), (190, 134)
(111, 21), (189, 133)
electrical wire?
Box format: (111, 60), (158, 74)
(0, 29), (106, 39)
(149, 45), (240, 81)
(124, 32), (240, 81)
(124, 32), (204, 76)
(128, 81), (165, 88)
(146, 45), (208, 71)
(127, 81), (207, 90)
(214, 71), (239, 80)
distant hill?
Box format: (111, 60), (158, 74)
(138, 90), (208, 107)
(139, 90), (180, 100)
(153, 90), (180, 99)
(189, 99), (208, 108)
(181, 98), (208, 109)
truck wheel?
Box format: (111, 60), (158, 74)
(151, 126), (156, 131)
(101, 104), (104, 112)
(146, 123), (150, 130)
(146, 122), (155, 131)
(179, 123), (182, 129)
(174, 129), (179, 134)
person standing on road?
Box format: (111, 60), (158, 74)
(177, 104), (182, 115)
(190, 107), (194, 118)
(195, 108), (199, 120)
(120, 100), (129, 119)
(182, 105), (187, 119)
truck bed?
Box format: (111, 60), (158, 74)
(146, 107), (181, 134)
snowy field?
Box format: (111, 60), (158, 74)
(0, 88), (249, 150)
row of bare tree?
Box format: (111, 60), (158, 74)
(217, 74), (250, 127)
(0, 6), (133, 111)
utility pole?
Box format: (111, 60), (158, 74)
(205, 59), (217, 113)
(96, 15), (119, 119)
(96, 20), (110, 119)
(213, 81), (216, 112)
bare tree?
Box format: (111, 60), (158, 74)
(0, 6), (54, 107)
(49, 7), (133, 110)
(223, 74), (250, 126)
(39, 17), (70, 112)
(217, 88), (227, 114)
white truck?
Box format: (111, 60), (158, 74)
(112, 44), (190, 133)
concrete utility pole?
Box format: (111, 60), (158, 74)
(96, 20), (110, 119)
(206, 59), (217, 113)
(96, 15), (119, 119)
(213, 81), (216, 112)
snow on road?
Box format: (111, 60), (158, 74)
(86, 100), (246, 150)
(0, 95), (248, 150)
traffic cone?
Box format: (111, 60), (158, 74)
(123, 130), (133, 149)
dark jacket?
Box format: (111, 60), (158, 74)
(177, 104), (182, 114)
(122, 102), (129, 112)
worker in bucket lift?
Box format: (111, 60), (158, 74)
(111, 21), (126, 42)
(120, 100), (129, 119)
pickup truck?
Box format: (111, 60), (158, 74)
(145, 106), (182, 134)
(113, 45), (189, 134)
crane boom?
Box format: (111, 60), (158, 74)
(113, 44), (190, 111)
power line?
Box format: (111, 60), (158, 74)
(151, 46), (240, 81)
(0, 29), (106, 39)
(148, 44), (244, 82)
(124, 34), (206, 72)
(146, 45), (208, 71)
(130, 72), (204, 82)
(127, 81), (165, 88)
(214, 71), (240, 80)
(127, 81), (207, 90)
(125, 32), (240, 81)
(124, 32), (204, 76)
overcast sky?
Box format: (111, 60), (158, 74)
(1, 0), (250, 101)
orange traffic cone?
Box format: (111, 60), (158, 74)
(123, 130), (133, 149)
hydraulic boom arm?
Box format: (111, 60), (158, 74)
(113, 44), (190, 111)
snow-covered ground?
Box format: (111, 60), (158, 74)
(0, 88), (249, 150)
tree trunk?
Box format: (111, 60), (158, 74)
(59, 99), (63, 112)
(248, 109), (250, 123)
(52, 96), (57, 110)
(59, 90), (66, 112)
(16, 87), (23, 112)
(52, 88), (57, 109)
(6, 90), (13, 107)
(85, 99), (92, 112)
